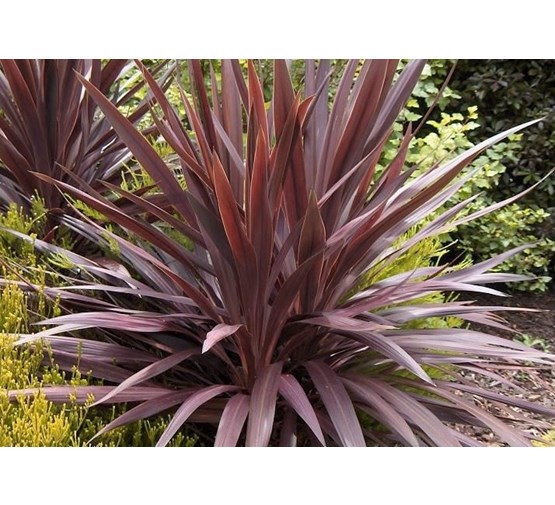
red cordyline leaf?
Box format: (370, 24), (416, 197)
(203, 324), (243, 353)
(90, 389), (195, 441)
(342, 376), (419, 447)
(6, 59), (555, 447)
(91, 348), (199, 406)
(8, 385), (172, 405)
(245, 362), (284, 446)
(278, 374), (326, 446)
(214, 394), (250, 447)
(0, 60), (172, 235)
(305, 360), (365, 447)
(157, 385), (239, 447)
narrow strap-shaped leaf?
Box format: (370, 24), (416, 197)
(301, 315), (432, 384)
(248, 132), (273, 334)
(342, 376), (419, 446)
(305, 360), (365, 447)
(247, 60), (269, 149)
(91, 389), (194, 441)
(268, 94), (301, 208)
(412, 383), (531, 446)
(278, 374), (326, 446)
(437, 381), (555, 418)
(221, 59), (244, 157)
(365, 59), (426, 153)
(211, 152), (259, 322)
(16, 334), (157, 363)
(37, 307), (182, 329)
(215, 394), (250, 447)
(103, 181), (206, 247)
(212, 153), (254, 266)
(203, 323), (243, 353)
(279, 408), (298, 447)
(301, 313), (393, 334)
(211, 110), (246, 180)
(245, 362), (283, 447)
(157, 385), (239, 447)
(8, 385), (171, 405)
(75, 72), (193, 221)
(189, 59), (218, 148)
(327, 60), (392, 191)
(364, 378), (461, 446)
(303, 59), (330, 189)
(264, 253), (320, 361)
(36, 174), (211, 275)
(49, 351), (136, 384)
(92, 348), (199, 406)
(317, 60), (358, 196)
(297, 192), (326, 312)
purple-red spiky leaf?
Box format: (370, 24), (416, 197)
(278, 374), (326, 446)
(92, 348), (199, 406)
(76, 72), (193, 220)
(342, 376), (419, 446)
(215, 394), (250, 447)
(157, 385), (239, 447)
(305, 360), (365, 447)
(297, 192), (326, 312)
(245, 362), (283, 447)
(203, 324), (243, 353)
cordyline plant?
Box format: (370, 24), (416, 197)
(7, 59), (555, 446)
(0, 59), (171, 235)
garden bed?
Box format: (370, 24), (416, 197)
(456, 289), (555, 444)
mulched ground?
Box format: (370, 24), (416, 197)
(455, 288), (555, 445)
(465, 289), (555, 343)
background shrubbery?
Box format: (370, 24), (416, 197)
(450, 60), (555, 209)
(400, 60), (555, 291)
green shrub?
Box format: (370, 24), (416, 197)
(0, 291), (198, 447)
(443, 60), (555, 286)
(423, 110), (553, 292)
(0, 230), (198, 446)
(356, 231), (465, 330)
(382, 92), (554, 292)
(378, 60), (553, 291)
(0, 197), (47, 263)
(448, 59), (555, 210)
(456, 204), (555, 291)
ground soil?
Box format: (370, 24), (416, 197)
(455, 288), (555, 445)
(462, 289), (555, 343)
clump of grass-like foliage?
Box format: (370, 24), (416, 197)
(4, 59), (555, 446)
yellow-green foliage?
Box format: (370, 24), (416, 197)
(0, 282), (28, 334)
(533, 430), (555, 447)
(0, 197), (46, 265)
(0, 328), (85, 447)
(0, 392), (81, 447)
(0, 239), (197, 446)
(0, 290), (198, 447)
(355, 231), (465, 330)
(0, 336), (197, 447)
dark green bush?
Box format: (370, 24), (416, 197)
(449, 59), (555, 209)
(447, 60), (555, 287)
